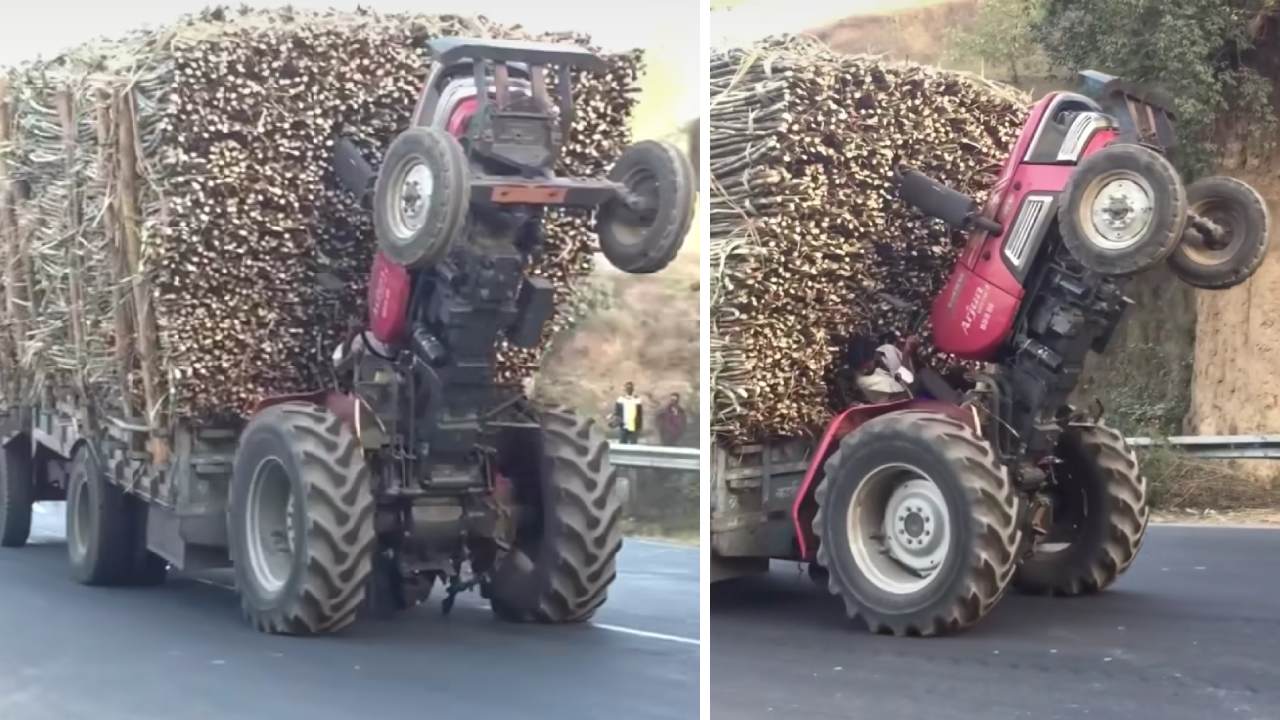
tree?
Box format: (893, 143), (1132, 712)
(946, 0), (1046, 84)
(1035, 0), (1276, 174)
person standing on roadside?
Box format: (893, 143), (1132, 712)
(657, 392), (689, 446)
(613, 382), (644, 444)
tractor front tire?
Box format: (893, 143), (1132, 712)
(1168, 176), (1271, 290)
(1059, 143), (1187, 275)
(230, 403), (375, 635)
(598, 140), (695, 274)
(0, 437), (33, 548)
(373, 127), (471, 269)
(813, 411), (1020, 636)
(1014, 422), (1148, 596)
(489, 407), (623, 623)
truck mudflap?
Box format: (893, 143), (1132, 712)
(790, 399), (978, 561)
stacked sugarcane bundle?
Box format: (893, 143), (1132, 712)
(0, 7), (641, 425)
(710, 36), (1028, 443)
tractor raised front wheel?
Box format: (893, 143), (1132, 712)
(813, 411), (1020, 637)
(488, 407), (623, 623)
(1059, 143), (1187, 276)
(597, 140), (696, 274)
(1168, 176), (1271, 290)
(229, 403), (376, 635)
(1014, 422), (1148, 596)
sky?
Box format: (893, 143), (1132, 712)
(712, 0), (950, 46)
(0, 0), (700, 124)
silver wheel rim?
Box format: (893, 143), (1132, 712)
(847, 463), (951, 595)
(1078, 170), (1155, 251)
(70, 476), (91, 561)
(246, 457), (295, 597)
(387, 160), (434, 242)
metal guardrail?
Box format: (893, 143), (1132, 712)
(1126, 435), (1280, 460)
(609, 443), (700, 471)
(609, 436), (1277, 468)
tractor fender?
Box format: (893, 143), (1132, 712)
(251, 391), (357, 433)
(790, 399), (978, 561)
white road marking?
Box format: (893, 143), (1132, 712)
(591, 622), (699, 646)
(625, 538), (698, 551)
(194, 577), (235, 591)
(1154, 521), (1280, 530)
(188, 582), (697, 646)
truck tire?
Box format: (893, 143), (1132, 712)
(1167, 176), (1271, 290)
(127, 502), (169, 587)
(813, 411), (1020, 636)
(0, 437), (33, 548)
(1059, 143), (1186, 275)
(489, 407), (623, 623)
(229, 403), (375, 635)
(1014, 422), (1148, 596)
(66, 444), (137, 585)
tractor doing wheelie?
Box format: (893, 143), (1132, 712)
(710, 70), (1269, 636)
(0, 38), (695, 634)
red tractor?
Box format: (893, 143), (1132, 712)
(258, 38), (694, 629)
(712, 72), (1269, 636)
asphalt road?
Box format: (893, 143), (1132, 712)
(712, 525), (1280, 720)
(0, 504), (698, 720)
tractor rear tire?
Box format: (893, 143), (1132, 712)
(489, 407), (623, 623)
(1059, 143), (1186, 275)
(0, 437), (33, 548)
(66, 444), (138, 585)
(229, 403), (375, 635)
(1014, 422), (1148, 596)
(598, 140), (695, 274)
(813, 411), (1020, 636)
(1168, 176), (1271, 290)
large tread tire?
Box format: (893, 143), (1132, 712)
(1168, 176), (1271, 290)
(373, 127), (471, 269)
(66, 444), (137, 585)
(1059, 143), (1187, 276)
(1014, 422), (1148, 596)
(490, 407), (623, 623)
(598, 140), (695, 274)
(0, 437), (33, 548)
(813, 411), (1020, 637)
(229, 403), (375, 635)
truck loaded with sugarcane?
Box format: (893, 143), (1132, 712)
(710, 39), (1269, 636)
(0, 11), (693, 635)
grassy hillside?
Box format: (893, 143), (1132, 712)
(532, 54), (699, 443)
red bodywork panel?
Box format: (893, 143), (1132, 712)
(368, 251), (412, 344)
(791, 401), (978, 561)
(931, 94), (1119, 361)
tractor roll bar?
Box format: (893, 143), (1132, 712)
(425, 38), (607, 73)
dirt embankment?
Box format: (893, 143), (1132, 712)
(1185, 169), (1280, 438)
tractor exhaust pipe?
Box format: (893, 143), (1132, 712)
(333, 137), (376, 209)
